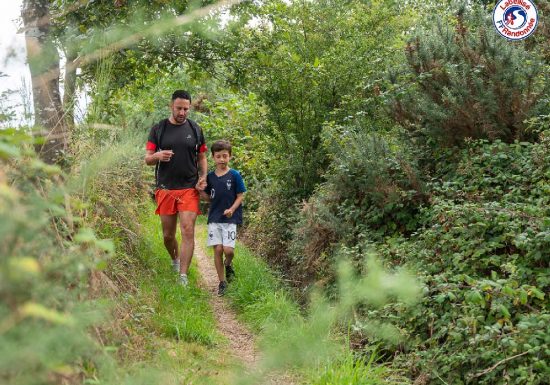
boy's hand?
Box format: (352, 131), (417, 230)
(223, 209), (234, 218)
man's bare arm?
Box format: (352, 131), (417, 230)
(145, 149), (173, 165)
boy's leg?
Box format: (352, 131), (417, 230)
(220, 223), (237, 282)
(213, 245), (225, 282)
(208, 223), (226, 283)
(223, 246), (234, 267)
(223, 246), (235, 282)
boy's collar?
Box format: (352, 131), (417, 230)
(214, 167), (231, 176)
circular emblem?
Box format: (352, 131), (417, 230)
(493, 0), (538, 40)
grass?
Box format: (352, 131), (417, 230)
(98, 209), (239, 384)
(98, 209), (409, 385)
(195, 218), (408, 384)
(195, 217), (300, 333)
(135, 211), (217, 345)
(310, 350), (409, 385)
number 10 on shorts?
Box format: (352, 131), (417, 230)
(207, 222), (237, 248)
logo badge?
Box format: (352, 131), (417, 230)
(493, 0), (538, 40)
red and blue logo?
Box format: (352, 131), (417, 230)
(493, 0), (538, 40)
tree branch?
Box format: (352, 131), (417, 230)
(471, 351), (530, 379)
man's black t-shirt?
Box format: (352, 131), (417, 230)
(147, 120), (206, 189)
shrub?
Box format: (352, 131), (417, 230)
(242, 187), (301, 277)
(367, 137), (550, 384)
(0, 130), (118, 384)
(392, 4), (549, 146)
(288, 132), (426, 284)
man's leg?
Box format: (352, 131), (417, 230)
(160, 214), (178, 260)
(178, 211), (197, 274)
(213, 245), (225, 282)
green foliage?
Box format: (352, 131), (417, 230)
(525, 0), (550, 63)
(134, 213), (219, 346)
(50, 0), (225, 90)
(192, 90), (273, 213)
(243, 187), (301, 272)
(0, 87), (225, 384)
(223, 0), (419, 277)
(392, 4), (550, 146)
(196, 222), (420, 384)
(226, 0), (416, 199)
(288, 132), (426, 283)
(218, 232), (301, 333)
(0, 129), (119, 384)
(18, 1), (549, 384)
(310, 350), (408, 385)
(368, 138), (550, 384)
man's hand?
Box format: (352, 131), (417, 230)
(195, 176), (207, 191)
(157, 150), (174, 162)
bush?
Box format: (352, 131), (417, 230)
(288, 132), (426, 284)
(0, 130), (118, 384)
(392, 4), (550, 147)
(368, 137), (550, 384)
(243, 187), (301, 277)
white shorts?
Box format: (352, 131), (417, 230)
(207, 223), (237, 248)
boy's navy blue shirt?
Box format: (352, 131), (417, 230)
(205, 169), (246, 224)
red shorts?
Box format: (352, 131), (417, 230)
(155, 188), (200, 215)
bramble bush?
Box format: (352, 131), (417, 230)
(368, 137), (550, 384)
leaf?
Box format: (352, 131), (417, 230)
(435, 294), (446, 303)
(0, 142), (20, 159)
(530, 288), (545, 300)
(313, 57), (320, 67)
(20, 302), (75, 326)
(466, 290), (485, 306)
(499, 305), (511, 319)
(8, 257), (40, 275)
(502, 286), (515, 296)
(75, 227), (97, 243)
(519, 290), (528, 305)
(95, 239), (114, 253)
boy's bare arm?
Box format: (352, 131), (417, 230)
(198, 190), (210, 201)
(223, 193), (244, 218)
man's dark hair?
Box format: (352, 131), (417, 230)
(171, 90), (192, 102)
(211, 140), (232, 155)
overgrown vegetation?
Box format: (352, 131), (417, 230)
(1, 128), (133, 384)
(196, 222), (416, 384)
(373, 138), (550, 384)
(3, 0), (550, 384)
(392, 4), (549, 147)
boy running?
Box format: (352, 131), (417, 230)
(199, 140), (246, 296)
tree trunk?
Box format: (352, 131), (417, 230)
(22, 0), (67, 165)
(63, 49), (78, 129)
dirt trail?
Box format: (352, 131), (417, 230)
(194, 242), (258, 366)
(193, 242), (297, 384)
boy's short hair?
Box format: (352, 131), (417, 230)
(211, 140), (232, 155)
(172, 90), (191, 102)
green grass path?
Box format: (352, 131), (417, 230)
(114, 213), (401, 384)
